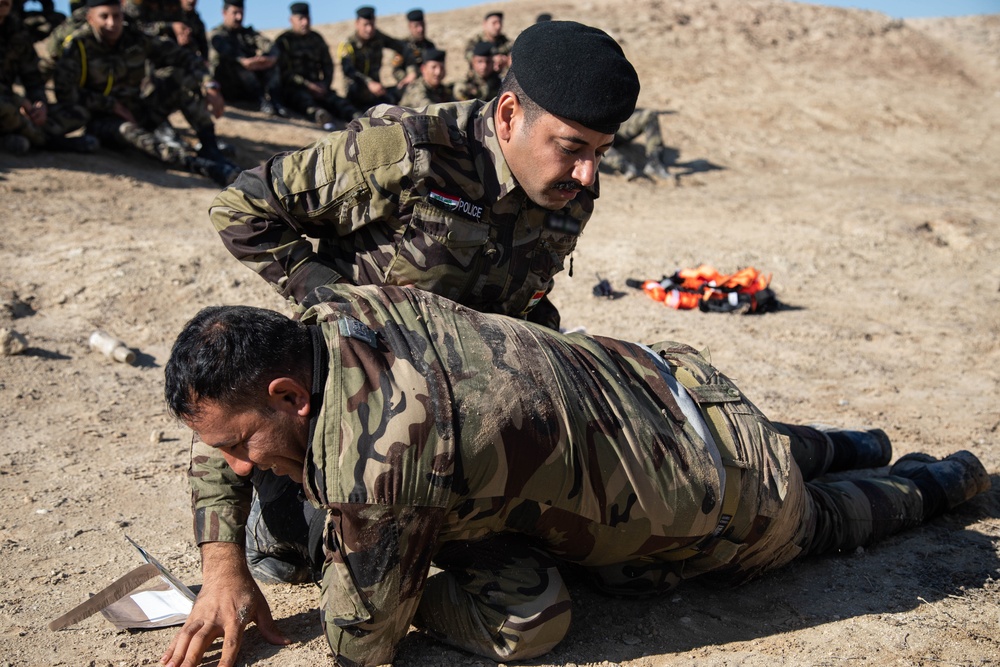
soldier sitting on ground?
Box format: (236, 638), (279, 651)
(601, 108), (675, 181)
(160, 284), (991, 667)
(54, 0), (238, 184)
(398, 47), (453, 108)
(171, 0), (209, 62)
(337, 5), (415, 110)
(12, 0), (63, 42)
(464, 10), (511, 75)
(391, 8), (434, 88)
(209, 0), (285, 117)
(274, 2), (357, 131)
(1, 0), (94, 155)
(39, 0), (84, 80)
(453, 40), (501, 102)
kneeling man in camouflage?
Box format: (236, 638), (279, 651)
(161, 284), (990, 667)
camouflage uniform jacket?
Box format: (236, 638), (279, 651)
(190, 283), (793, 666)
(54, 21), (212, 116)
(337, 29), (413, 87)
(397, 76), (454, 108)
(208, 23), (277, 72)
(463, 30), (511, 62)
(0, 14), (46, 104)
(391, 36), (435, 81)
(453, 68), (500, 102)
(44, 6), (86, 68)
(274, 29), (333, 89)
(123, 0), (181, 37)
(208, 98), (596, 326)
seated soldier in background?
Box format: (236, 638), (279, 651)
(464, 10), (511, 74)
(601, 108), (675, 180)
(209, 0), (285, 116)
(337, 5), (414, 110)
(160, 284), (991, 667)
(172, 0), (209, 62)
(1, 0), (94, 155)
(453, 40), (500, 102)
(275, 2), (357, 131)
(398, 47), (453, 108)
(391, 8), (434, 87)
(55, 0), (237, 184)
(122, 0), (180, 37)
(12, 0), (63, 42)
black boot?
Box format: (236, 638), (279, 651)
(812, 425), (893, 470)
(890, 450), (991, 520)
(184, 155), (240, 187)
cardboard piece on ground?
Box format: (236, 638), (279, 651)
(48, 535), (196, 631)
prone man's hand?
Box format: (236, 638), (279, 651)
(160, 542), (290, 667)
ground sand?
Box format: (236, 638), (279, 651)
(1, 0), (999, 665)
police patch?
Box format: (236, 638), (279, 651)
(428, 190), (484, 222)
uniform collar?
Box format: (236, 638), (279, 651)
(474, 99), (520, 201)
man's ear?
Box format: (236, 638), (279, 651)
(495, 91), (519, 142)
(267, 377), (311, 417)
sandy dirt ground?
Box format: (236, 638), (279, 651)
(1, 1), (999, 665)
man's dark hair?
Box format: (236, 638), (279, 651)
(497, 71), (543, 127)
(165, 305), (311, 420)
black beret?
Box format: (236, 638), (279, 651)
(535, 13), (553, 22)
(356, 5), (375, 20)
(224, 0), (244, 8)
(422, 48), (445, 63)
(484, 11), (502, 21)
(509, 21), (639, 134)
(290, 2), (309, 16)
(86, 0), (118, 7)
(472, 41), (494, 58)
(406, 9), (424, 21)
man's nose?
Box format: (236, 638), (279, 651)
(221, 450), (254, 476)
(573, 156), (597, 188)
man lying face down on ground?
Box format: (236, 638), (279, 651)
(161, 284), (990, 667)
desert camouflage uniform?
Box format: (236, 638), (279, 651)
(463, 30), (511, 64)
(397, 76), (453, 108)
(337, 30), (413, 109)
(391, 35), (435, 82)
(54, 21), (214, 166)
(189, 283), (932, 666)
(209, 98), (591, 330)
(274, 29), (355, 124)
(208, 22), (280, 103)
(602, 108), (668, 174)
(453, 68), (500, 102)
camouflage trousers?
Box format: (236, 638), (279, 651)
(282, 86), (357, 124)
(85, 68), (214, 167)
(213, 61), (281, 104)
(345, 80), (400, 114)
(602, 108), (665, 173)
(1, 96), (88, 146)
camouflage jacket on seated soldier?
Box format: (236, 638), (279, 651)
(208, 98), (596, 330)
(337, 29), (413, 88)
(391, 35), (435, 82)
(54, 20), (213, 117)
(453, 68), (501, 102)
(208, 22), (276, 72)
(397, 76), (453, 108)
(274, 28), (333, 91)
(189, 281), (782, 665)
